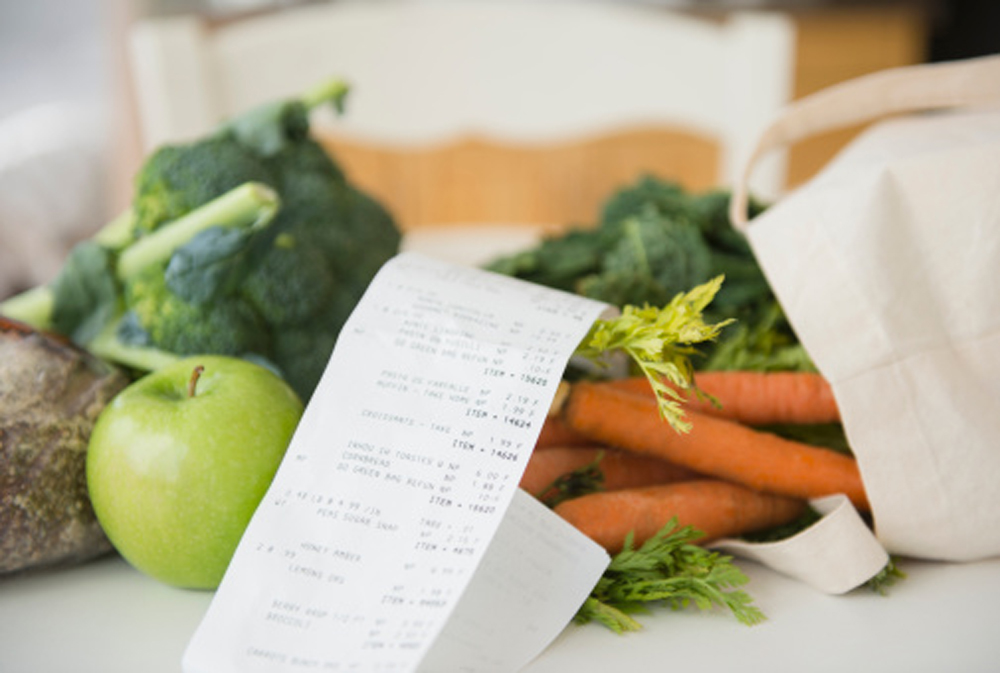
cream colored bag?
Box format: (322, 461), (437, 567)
(724, 55), (1000, 578)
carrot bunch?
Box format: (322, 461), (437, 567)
(521, 371), (866, 554)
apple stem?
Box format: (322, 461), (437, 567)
(188, 365), (205, 398)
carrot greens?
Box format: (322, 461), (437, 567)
(575, 518), (765, 633)
(574, 276), (732, 433)
(536, 452), (606, 509)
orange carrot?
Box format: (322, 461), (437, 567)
(554, 479), (807, 553)
(535, 415), (593, 450)
(563, 381), (869, 510)
(608, 371), (840, 425)
(519, 446), (699, 496)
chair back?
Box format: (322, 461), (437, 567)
(129, 1), (795, 228)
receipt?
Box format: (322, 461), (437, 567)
(183, 252), (610, 673)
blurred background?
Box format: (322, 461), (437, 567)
(1, 0), (997, 298)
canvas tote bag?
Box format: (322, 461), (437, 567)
(716, 55), (1000, 591)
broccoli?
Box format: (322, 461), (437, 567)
(0, 182), (279, 367)
(1, 80), (401, 402)
(124, 264), (271, 357)
(132, 136), (279, 239)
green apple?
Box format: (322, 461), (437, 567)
(86, 355), (303, 589)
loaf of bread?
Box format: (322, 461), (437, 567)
(1, 317), (129, 574)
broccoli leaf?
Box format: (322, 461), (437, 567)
(50, 241), (121, 346)
(220, 79), (350, 157)
(165, 225), (258, 305)
(223, 101), (311, 157)
(114, 309), (154, 347)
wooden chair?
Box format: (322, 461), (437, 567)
(128, 1), (795, 233)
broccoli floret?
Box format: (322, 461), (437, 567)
(314, 185), (400, 285)
(241, 232), (338, 327)
(270, 323), (342, 402)
(123, 265), (270, 357)
(265, 137), (347, 190)
(133, 137), (277, 237)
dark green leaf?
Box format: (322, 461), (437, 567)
(50, 240), (121, 346)
(164, 226), (256, 305)
(115, 309), (154, 347)
(222, 101), (310, 157)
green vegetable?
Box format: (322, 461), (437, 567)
(576, 518), (765, 633)
(701, 300), (814, 373)
(866, 557), (906, 595)
(1, 80), (401, 402)
(537, 452), (607, 509)
(486, 174), (800, 370)
(1, 182), (279, 372)
(562, 277), (766, 633)
(576, 276), (732, 432)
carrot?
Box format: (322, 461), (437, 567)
(608, 371), (840, 425)
(563, 381), (869, 510)
(519, 446), (699, 496)
(535, 415), (593, 450)
(554, 479), (807, 553)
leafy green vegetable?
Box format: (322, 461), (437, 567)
(486, 174), (806, 371)
(163, 226), (259, 305)
(702, 300), (814, 373)
(48, 240), (120, 345)
(576, 519), (765, 633)
(578, 208), (712, 307)
(866, 557), (906, 595)
(740, 505), (824, 543)
(740, 507), (905, 596)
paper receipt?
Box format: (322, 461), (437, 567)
(182, 252), (611, 673)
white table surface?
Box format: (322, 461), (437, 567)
(2, 552), (999, 673)
(5, 228), (1000, 672)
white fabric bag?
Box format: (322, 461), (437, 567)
(727, 54), (1000, 568)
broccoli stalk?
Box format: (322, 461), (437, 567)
(117, 182), (279, 280)
(0, 285), (56, 331)
(0, 182), (280, 371)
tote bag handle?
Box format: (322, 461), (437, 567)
(730, 54), (1000, 231)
